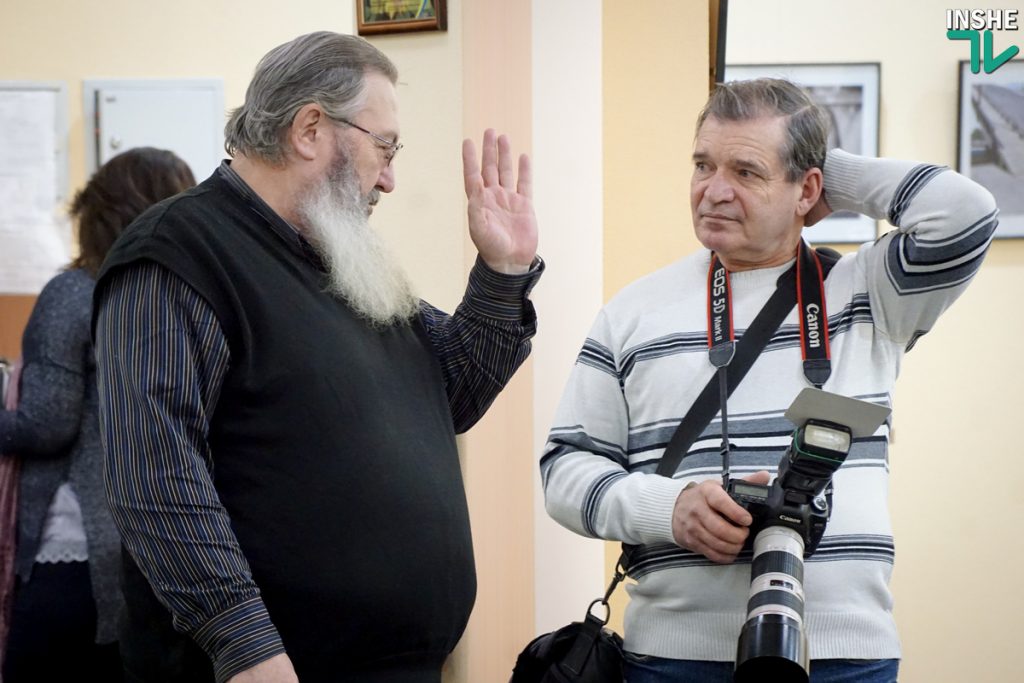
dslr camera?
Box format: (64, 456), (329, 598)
(725, 416), (850, 557)
(725, 388), (890, 683)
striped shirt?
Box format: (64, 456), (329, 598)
(95, 163), (543, 680)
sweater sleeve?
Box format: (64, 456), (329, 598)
(821, 148), (998, 346)
(95, 262), (286, 682)
(541, 308), (688, 547)
(0, 270), (89, 459)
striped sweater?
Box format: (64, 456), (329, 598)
(541, 149), (997, 661)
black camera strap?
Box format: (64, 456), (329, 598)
(654, 242), (839, 479)
(707, 253), (737, 486)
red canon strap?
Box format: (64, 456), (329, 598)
(706, 241), (831, 388)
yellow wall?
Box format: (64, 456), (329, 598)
(6, 0), (1016, 679)
(726, 1), (1022, 680)
(602, 1), (709, 299)
(1, 0), (365, 355)
(1, 1), (342, 195)
(0, 0), (472, 308)
(601, 0), (711, 631)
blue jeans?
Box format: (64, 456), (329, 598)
(624, 652), (899, 682)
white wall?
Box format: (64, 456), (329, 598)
(530, 0), (606, 634)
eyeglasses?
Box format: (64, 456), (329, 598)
(336, 118), (403, 166)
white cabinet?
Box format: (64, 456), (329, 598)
(83, 79), (224, 181)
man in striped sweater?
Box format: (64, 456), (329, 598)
(541, 78), (996, 683)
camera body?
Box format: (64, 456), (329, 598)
(724, 417), (848, 557)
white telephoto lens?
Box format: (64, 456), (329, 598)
(754, 526), (805, 556)
(746, 526), (807, 621)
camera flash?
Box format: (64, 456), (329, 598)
(803, 424), (851, 454)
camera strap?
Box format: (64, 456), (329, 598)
(654, 242), (839, 479)
(795, 241), (832, 388)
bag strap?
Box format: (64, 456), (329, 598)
(655, 247), (839, 477)
(562, 558), (628, 673)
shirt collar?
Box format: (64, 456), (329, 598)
(216, 160), (325, 269)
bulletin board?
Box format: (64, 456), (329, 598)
(0, 81), (70, 358)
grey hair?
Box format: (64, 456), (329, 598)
(224, 31), (398, 165)
(696, 78), (831, 182)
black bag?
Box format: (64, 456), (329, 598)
(510, 559), (627, 683)
(510, 600), (624, 683)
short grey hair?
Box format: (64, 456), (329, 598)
(696, 78), (831, 182)
(225, 31), (398, 164)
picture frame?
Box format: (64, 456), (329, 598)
(709, 0), (728, 92)
(957, 59), (1024, 238)
(723, 63), (882, 245)
(357, 0), (447, 36)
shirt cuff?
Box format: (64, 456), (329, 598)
(462, 254), (544, 322)
(192, 596), (286, 683)
(822, 148), (868, 216)
(629, 474), (692, 546)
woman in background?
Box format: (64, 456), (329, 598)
(0, 148), (195, 681)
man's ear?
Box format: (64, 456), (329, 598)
(288, 103), (329, 162)
(795, 167), (824, 218)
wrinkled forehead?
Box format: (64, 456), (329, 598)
(694, 114), (789, 159)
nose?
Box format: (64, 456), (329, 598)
(703, 171), (734, 204)
(376, 164), (396, 194)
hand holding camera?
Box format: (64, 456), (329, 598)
(671, 471), (769, 564)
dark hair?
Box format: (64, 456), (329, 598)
(224, 31), (398, 164)
(68, 147), (195, 276)
(696, 78), (831, 182)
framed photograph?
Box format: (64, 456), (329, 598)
(357, 0), (446, 36)
(724, 63), (882, 244)
(957, 59), (1024, 238)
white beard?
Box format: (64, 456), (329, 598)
(298, 155), (419, 328)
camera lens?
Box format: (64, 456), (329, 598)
(734, 526), (809, 683)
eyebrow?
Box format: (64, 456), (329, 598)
(691, 151), (770, 174)
(731, 156), (770, 176)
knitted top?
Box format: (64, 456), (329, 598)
(541, 149), (997, 661)
(0, 268), (122, 644)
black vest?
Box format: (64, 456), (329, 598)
(97, 172), (476, 681)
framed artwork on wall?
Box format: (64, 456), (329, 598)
(723, 63), (882, 245)
(957, 59), (1024, 238)
(357, 0), (447, 36)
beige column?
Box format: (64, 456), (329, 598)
(452, 1), (535, 681)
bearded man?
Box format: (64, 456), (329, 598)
(93, 32), (541, 683)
